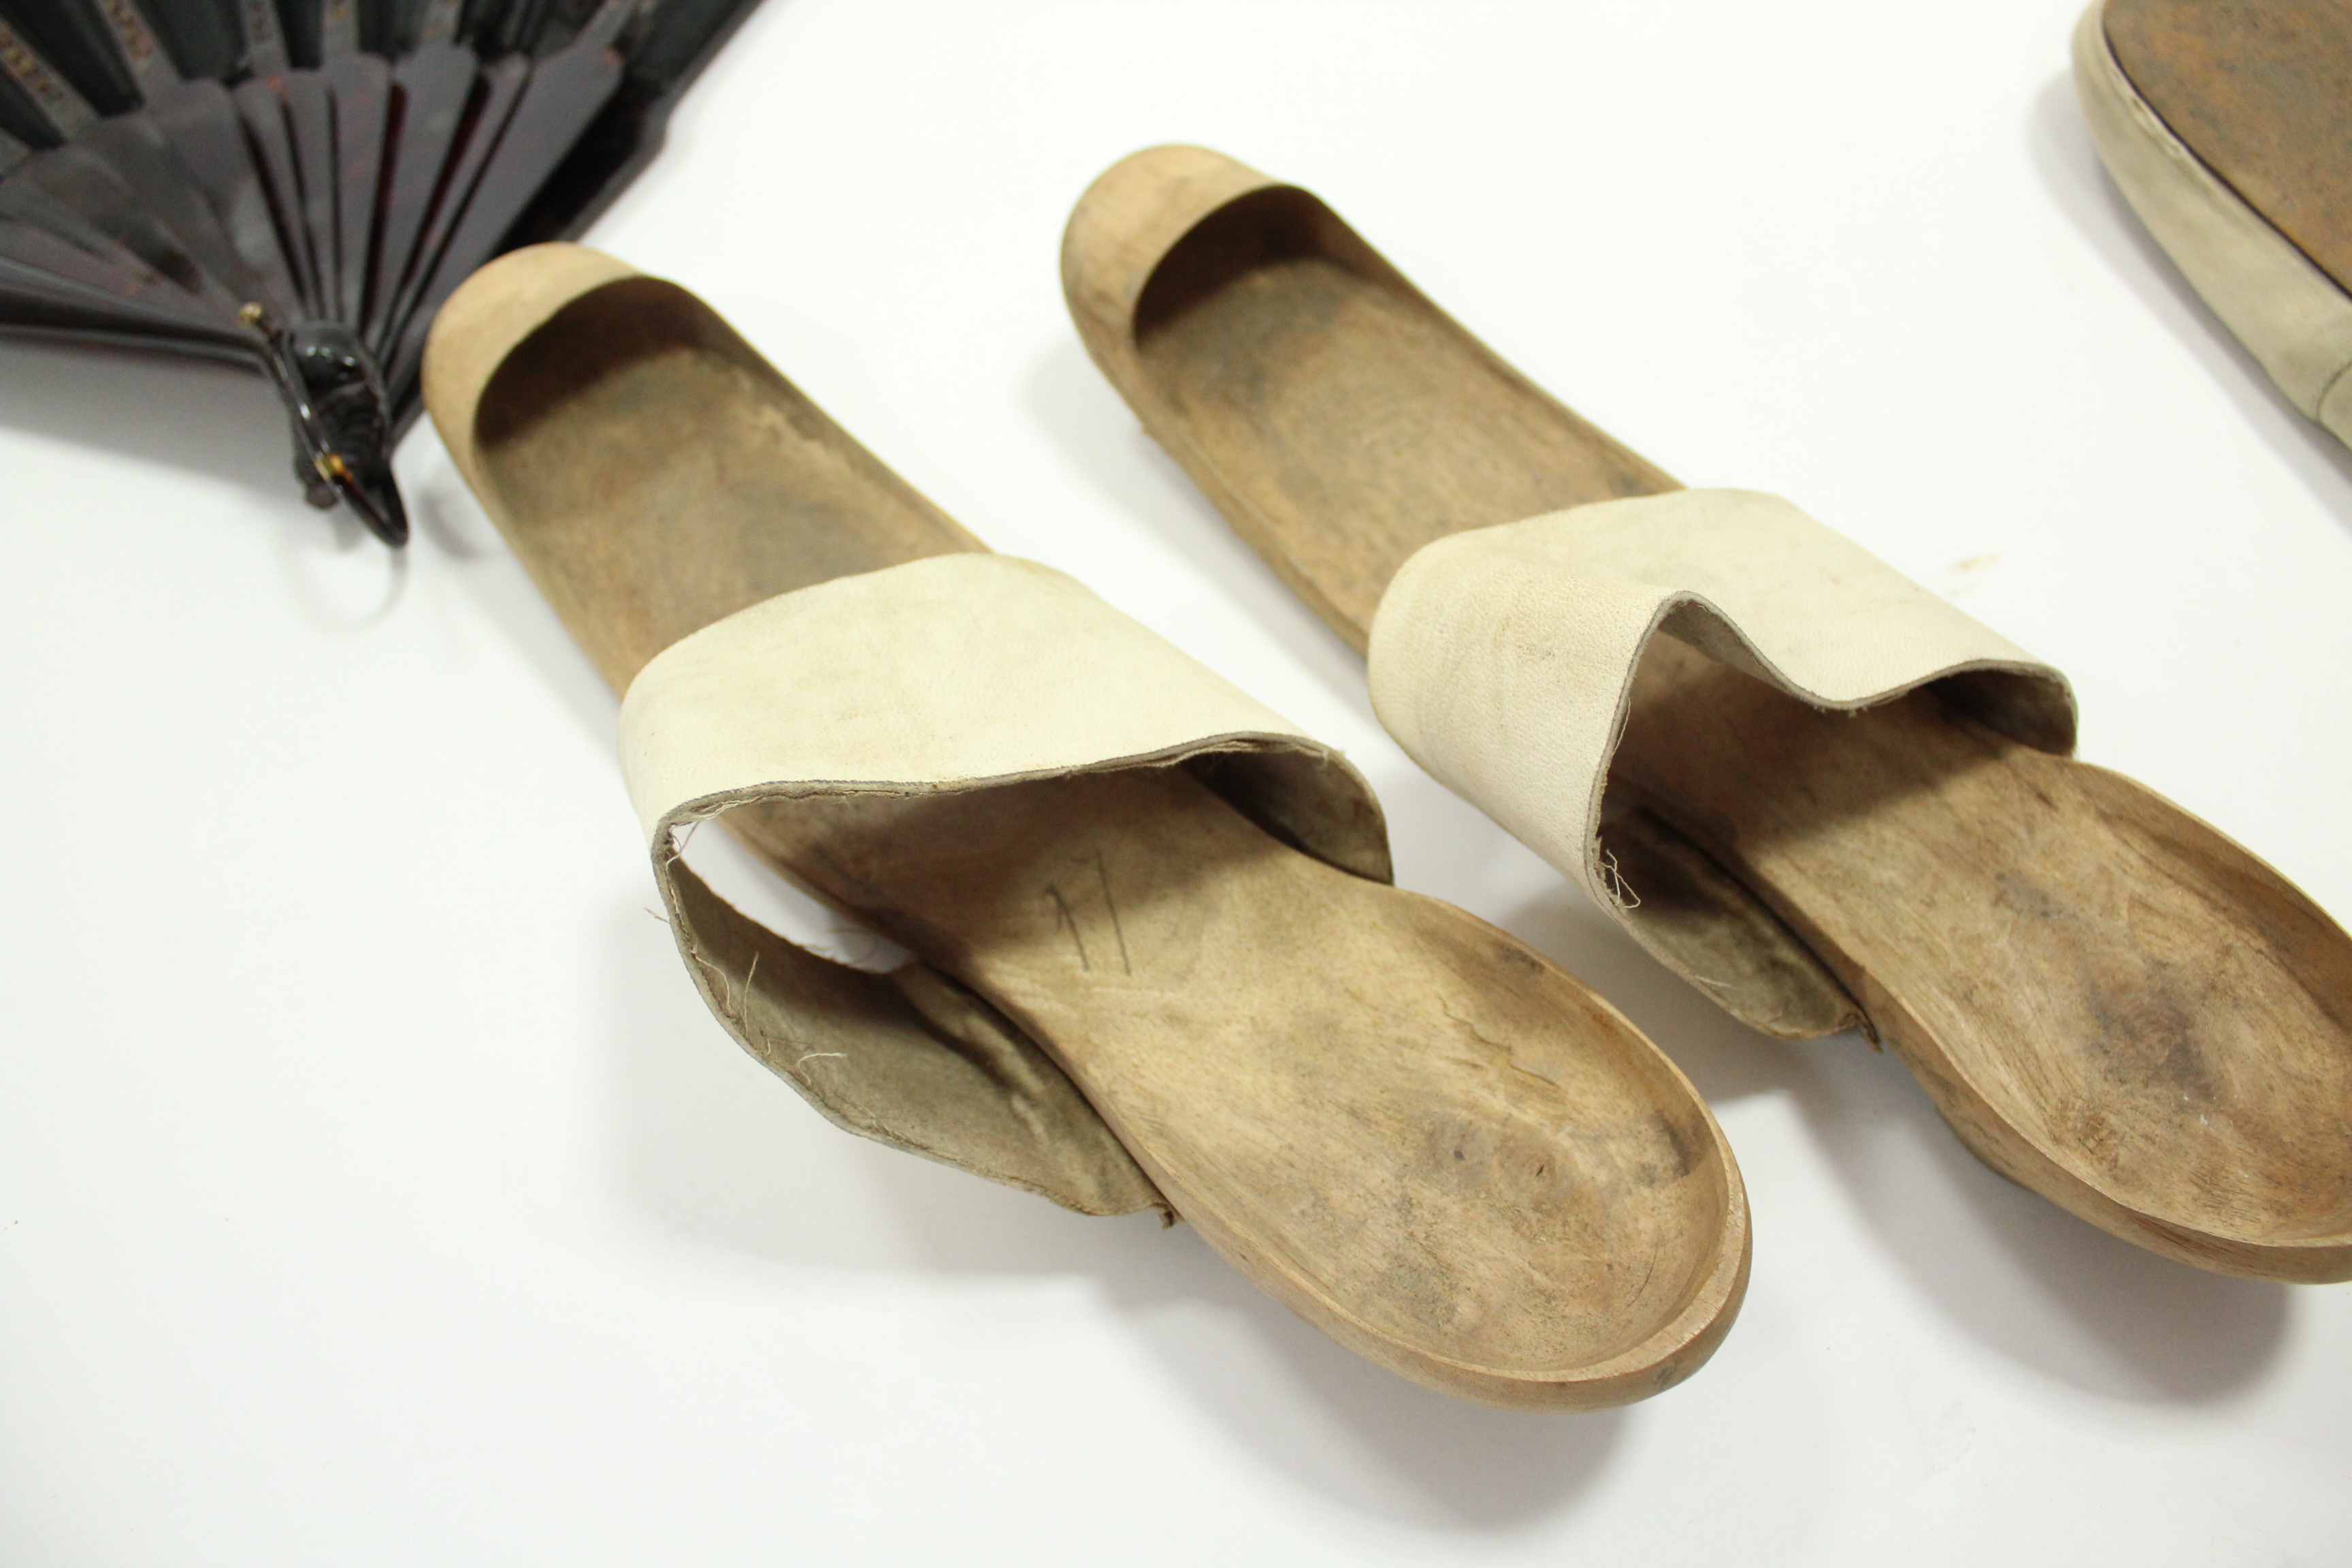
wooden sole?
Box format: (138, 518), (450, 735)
(1063, 147), (2352, 1282)
(432, 257), (1751, 1406)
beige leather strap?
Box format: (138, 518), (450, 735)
(1367, 488), (2076, 1033)
(619, 552), (1392, 1214)
(2074, 0), (2352, 444)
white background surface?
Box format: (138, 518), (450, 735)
(5, 1), (2351, 1562)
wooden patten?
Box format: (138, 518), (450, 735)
(1062, 146), (2352, 1282)
(446, 264), (1752, 1407)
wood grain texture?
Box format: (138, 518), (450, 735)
(2106, 0), (2352, 296)
(1062, 146), (2352, 1281)
(429, 252), (1752, 1405)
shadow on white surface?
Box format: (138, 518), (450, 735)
(0, 337), (389, 542)
(862, 1154), (1630, 1531)
(0, 336), (410, 621)
(406, 448), (500, 562)
(0, 336), (292, 495)
(1109, 1248), (1629, 1530)
(1504, 877), (2291, 1407)
(2027, 76), (2352, 514)
(1799, 1043), (2291, 1405)
(404, 453), (625, 745)
(595, 896), (1627, 1530)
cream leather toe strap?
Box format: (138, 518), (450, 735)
(619, 552), (1391, 1215)
(1367, 488), (2076, 1038)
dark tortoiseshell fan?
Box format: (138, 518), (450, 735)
(0, 0), (760, 542)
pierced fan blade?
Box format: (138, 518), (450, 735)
(0, 216), (242, 350)
(0, 0), (764, 545)
(142, 76), (305, 323)
(375, 50), (529, 359)
(325, 50), (388, 323)
(365, 34), (476, 346)
(381, 5), (628, 382)
(11, 141), (246, 314)
(78, 112), (265, 302)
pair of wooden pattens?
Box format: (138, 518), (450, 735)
(421, 136), (2352, 1411)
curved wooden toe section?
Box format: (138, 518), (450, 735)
(1619, 647), (2352, 1283)
(779, 772), (1750, 1407)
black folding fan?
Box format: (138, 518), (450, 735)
(0, 0), (762, 543)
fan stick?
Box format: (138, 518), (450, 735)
(325, 53), (388, 325)
(141, 78), (303, 323)
(375, 52), (527, 357)
(0, 19), (98, 137)
(231, 76), (321, 314)
(283, 69), (340, 317)
(364, 35), (478, 348)
(0, 0), (767, 538)
(385, 3), (628, 376)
